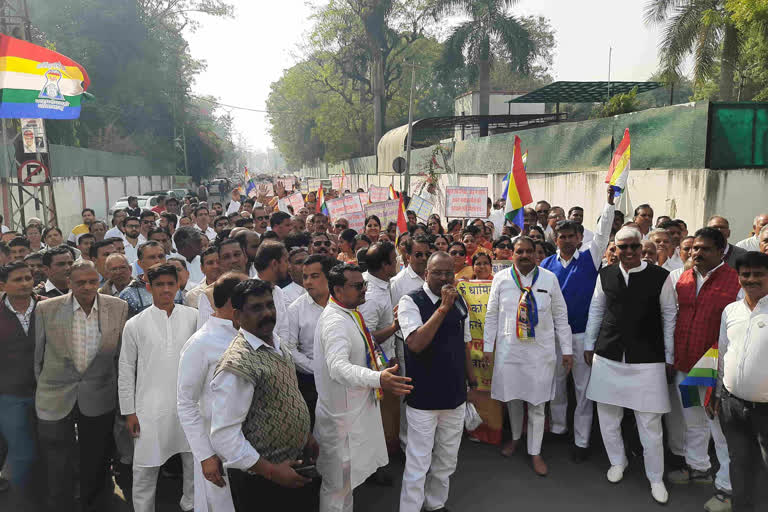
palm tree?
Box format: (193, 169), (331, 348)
(435, 0), (534, 136)
(644, 0), (740, 101)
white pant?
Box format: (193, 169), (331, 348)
(664, 379), (686, 457)
(597, 403), (664, 484)
(192, 454), (235, 512)
(673, 371), (731, 492)
(551, 332), (593, 447)
(132, 452), (194, 512)
(506, 401), (546, 455)
(399, 404), (464, 512)
(319, 460), (353, 512)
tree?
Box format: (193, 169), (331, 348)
(434, 0), (535, 136)
(644, 0), (741, 101)
(590, 87), (640, 118)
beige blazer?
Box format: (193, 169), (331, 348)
(34, 293), (129, 421)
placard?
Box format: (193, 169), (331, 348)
(308, 179), (322, 192)
(21, 118), (47, 153)
(364, 199), (399, 229)
(491, 260), (513, 274)
(331, 175), (344, 191)
(407, 195), (434, 222)
(278, 178), (295, 191)
(445, 186), (487, 219)
(327, 194), (365, 231)
(287, 192), (305, 212)
(300, 181), (309, 194)
(369, 185), (389, 203)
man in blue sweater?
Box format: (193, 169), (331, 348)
(541, 186), (615, 462)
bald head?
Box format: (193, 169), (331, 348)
(754, 214), (768, 235)
(426, 251), (455, 295)
(707, 215), (731, 241)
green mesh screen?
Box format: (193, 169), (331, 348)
(708, 103), (768, 169)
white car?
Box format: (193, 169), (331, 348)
(109, 195), (161, 216)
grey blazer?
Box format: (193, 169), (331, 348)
(34, 293), (129, 421)
(726, 243), (748, 268)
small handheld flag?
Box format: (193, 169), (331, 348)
(504, 136), (533, 229)
(316, 185), (328, 215)
(678, 347), (718, 408)
(605, 128), (631, 198)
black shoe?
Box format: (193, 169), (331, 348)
(571, 445), (590, 463)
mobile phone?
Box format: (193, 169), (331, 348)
(294, 464), (320, 479)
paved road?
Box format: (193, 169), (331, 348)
(4, 434), (765, 511)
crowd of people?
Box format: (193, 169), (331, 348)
(0, 182), (767, 512)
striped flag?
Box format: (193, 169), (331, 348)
(396, 190), (408, 234)
(316, 185), (328, 215)
(605, 128), (631, 198)
(244, 167), (256, 197)
(0, 34), (90, 119)
(678, 347), (718, 408)
(388, 184), (399, 200)
(504, 136), (533, 228)
(501, 148), (527, 201)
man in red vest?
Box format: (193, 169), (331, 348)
(667, 227), (740, 512)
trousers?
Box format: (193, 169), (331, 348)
(230, 467), (319, 512)
(664, 378), (686, 457)
(597, 402), (664, 484)
(132, 452), (194, 512)
(319, 460), (353, 512)
(192, 453), (235, 512)
(719, 392), (768, 512)
(399, 404), (464, 512)
(37, 404), (114, 512)
(673, 371), (731, 491)
(551, 333), (593, 447)
(507, 400), (546, 455)
(0, 395), (36, 489)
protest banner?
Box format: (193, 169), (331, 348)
(300, 181), (309, 194)
(457, 280), (502, 445)
(326, 194), (365, 231)
(364, 199), (399, 228)
(308, 178), (322, 192)
(445, 186), (488, 219)
(407, 195), (434, 222)
(492, 260), (513, 274)
(357, 192), (369, 206)
(331, 175), (344, 191)
(369, 185), (389, 203)
(286, 192), (305, 212)
(278, 178), (295, 191)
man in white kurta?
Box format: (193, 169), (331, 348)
(484, 237), (572, 476)
(177, 273), (247, 512)
(314, 263), (412, 512)
(118, 265), (199, 512)
(584, 227), (676, 505)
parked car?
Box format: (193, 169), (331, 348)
(109, 195), (160, 216)
(144, 189), (190, 199)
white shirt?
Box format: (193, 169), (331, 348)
(5, 296), (34, 334)
(584, 261), (676, 364)
(359, 271), (396, 358)
(197, 293), (214, 330)
(105, 226), (124, 240)
(313, 299), (388, 491)
(177, 316), (239, 463)
(482, 266), (572, 404)
(195, 224), (217, 241)
(72, 295), (101, 374)
(668, 262), (725, 300)
(581, 227), (595, 246)
(184, 281), (210, 309)
(488, 209), (506, 237)
(662, 257), (684, 272)
(390, 265), (425, 306)
(123, 239), (139, 264)
(735, 235), (759, 252)
(286, 292), (324, 374)
(118, 304), (198, 466)
(398, 282), (471, 344)
(225, 200), (241, 216)
(1, 224), (8, 233)
(282, 282), (305, 306)
(719, 296), (768, 402)
(210, 329), (282, 471)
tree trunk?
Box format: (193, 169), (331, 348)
(478, 38), (491, 137)
(372, 48), (385, 153)
(719, 22), (738, 101)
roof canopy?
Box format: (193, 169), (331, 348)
(507, 81), (664, 104)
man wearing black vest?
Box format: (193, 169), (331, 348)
(397, 251), (472, 512)
(584, 226), (677, 505)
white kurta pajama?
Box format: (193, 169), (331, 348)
(585, 261), (676, 485)
(119, 304), (199, 512)
(177, 317), (238, 512)
(483, 265), (572, 455)
(313, 299), (388, 512)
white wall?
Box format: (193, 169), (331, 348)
(84, 177), (108, 220)
(107, 178), (125, 211)
(704, 168), (768, 241)
(125, 177), (140, 196)
(139, 176), (152, 194)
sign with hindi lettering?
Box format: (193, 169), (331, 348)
(286, 192), (304, 213)
(456, 280), (503, 445)
(331, 175), (344, 191)
(327, 194), (365, 231)
(300, 181), (309, 194)
(369, 185), (389, 203)
(278, 178), (295, 191)
(364, 199), (399, 228)
(445, 186), (487, 219)
(491, 260), (513, 275)
(407, 195), (434, 222)
(308, 179), (322, 192)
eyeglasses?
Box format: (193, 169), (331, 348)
(313, 240), (332, 247)
(345, 281), (367, 291)
(495, 243), (511, 249)
(449, 250), (466, 256)
(141, 220), (154, 225)
(616, 243), (642, 251)
(335, 224), (347, 229)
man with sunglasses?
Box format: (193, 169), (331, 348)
(310, 232), (333, 256)
(333, 218), (349, 236)
(541, 186), (615, 462)
(251, 206), (270, 235)
(584, 226), (677, 504)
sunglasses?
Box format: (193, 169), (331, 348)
(313, 240), (332, 247)
(495, 243), (511, 249)
(335, 224), (347, 229)
(616, 243), (642, 251)
(449, 250), (466, 256)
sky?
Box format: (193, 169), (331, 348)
(186, 0), (671, 153)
